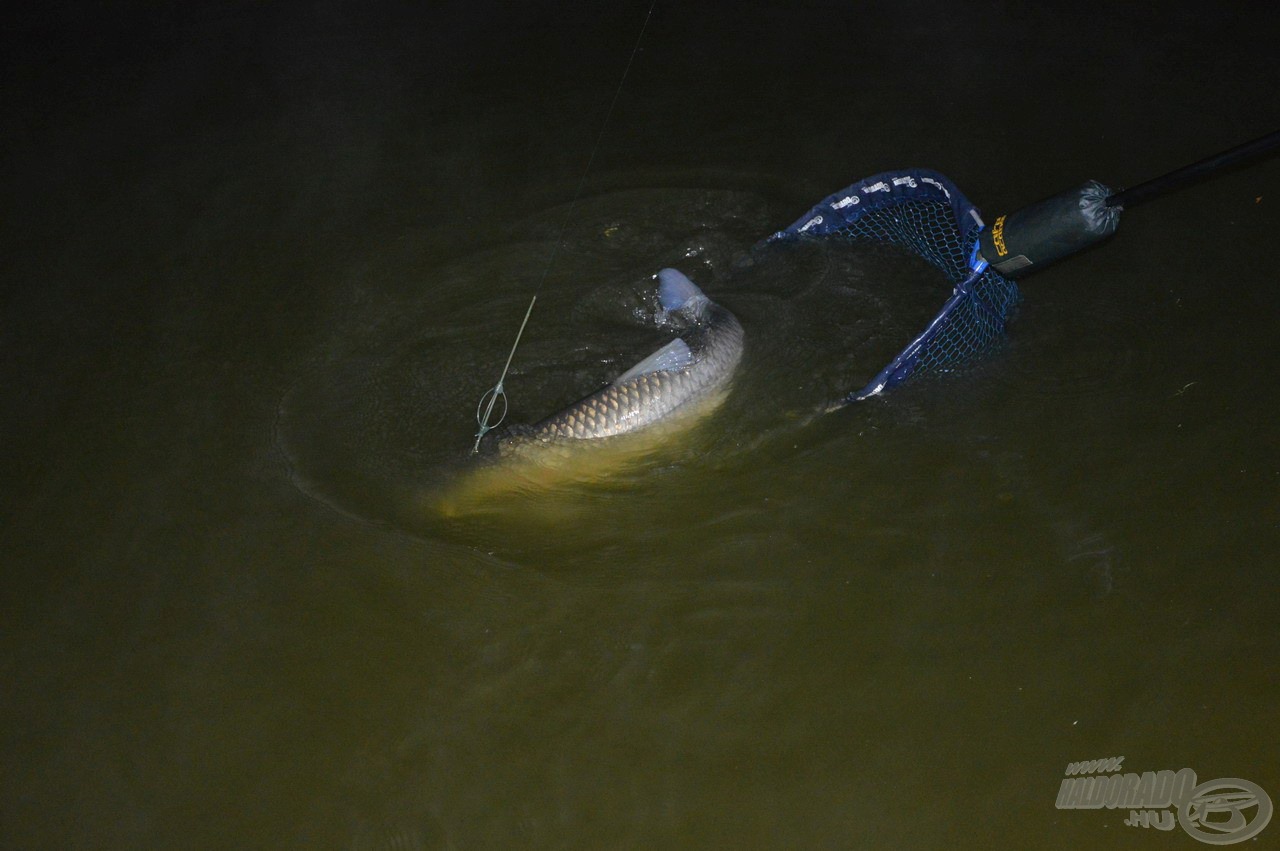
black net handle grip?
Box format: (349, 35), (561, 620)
(1106, 129), (1280, 209)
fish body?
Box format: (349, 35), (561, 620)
(434, 269), (741, 517)
(502, 267), (743, 447)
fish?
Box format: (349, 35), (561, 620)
(503, 267), (744, 446)
(433, 268), (742, 516)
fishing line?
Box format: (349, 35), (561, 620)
(471, 0), (658, 455)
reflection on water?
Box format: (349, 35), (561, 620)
(4, 1), (1278, 849)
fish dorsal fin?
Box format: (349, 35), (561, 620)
(612, 338), (692, 385)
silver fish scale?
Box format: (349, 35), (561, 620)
(518, 302), (743, 443)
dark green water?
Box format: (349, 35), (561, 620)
(4, 2), (1278, 848)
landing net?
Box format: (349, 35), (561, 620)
(766, 168), (1020, 401)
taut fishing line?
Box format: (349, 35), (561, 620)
(471, 0), (659, 454)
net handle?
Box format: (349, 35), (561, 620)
(1105, 129), (1280, 209)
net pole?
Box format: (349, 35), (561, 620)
(1105, 129), (1280, 209)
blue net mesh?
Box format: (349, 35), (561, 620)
(766, 169), (1020, 400)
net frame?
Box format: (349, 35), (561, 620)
(766, 168), (1020, 401)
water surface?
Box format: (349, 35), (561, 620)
(3, 2), (1278, 848)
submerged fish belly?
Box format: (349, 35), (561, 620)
(432, 383), (731, 517)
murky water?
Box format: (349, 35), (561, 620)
(4, 2), (1278, 848)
